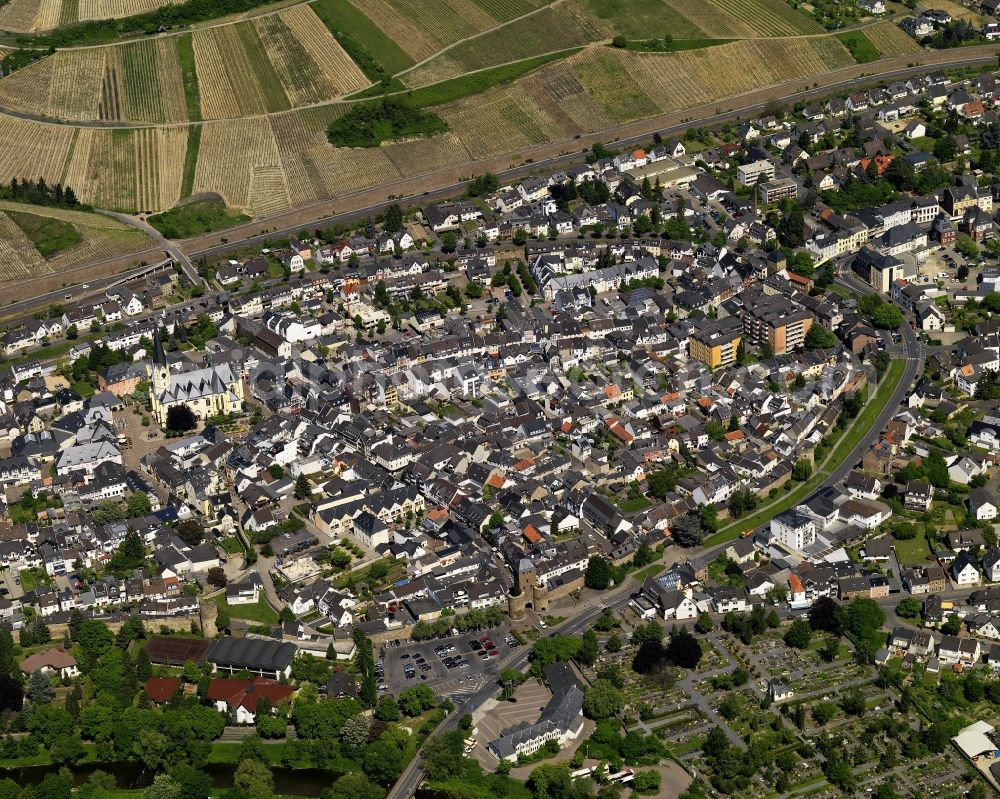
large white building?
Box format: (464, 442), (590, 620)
(770, 507), (816, 551)
(737, 159), (776, 186)
(488, 663), (584, 761)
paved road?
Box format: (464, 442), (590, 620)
(182, 50), (1000, 264)
(385, 572), (650, 799)
(106, 211), (205, 289)
(0, 256), (171, 320)
(824, 275), (924, 490)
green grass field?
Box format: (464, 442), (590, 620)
(219, 536), (245, 555)
(894, 529), (933, 565)
(624, 38), (733, 52)
(180, 123), (202, 200)
(212, 594), (279, 625)
(176, 32), (201, 121)
(148, 199), (249, 239)
(619, 496), (652, 513)
(403, 50), (580, 107)
(8, 211), (82, 257)
(836, 30), (880, 63)
(630, 563), (665, 583)
(312, 0), (414, 75)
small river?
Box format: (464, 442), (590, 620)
(0, 762), (340, 796)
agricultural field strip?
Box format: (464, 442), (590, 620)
(0, 210), (48, 280)
(864, 20), (922, 57)
(400, 0), (826, 87)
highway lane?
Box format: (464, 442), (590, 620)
(0, 257), (172, 321)
(184, 51), (1000, 265)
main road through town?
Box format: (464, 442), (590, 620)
(385, 272), (925, 798)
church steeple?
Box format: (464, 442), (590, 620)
(153, 329), (166, 368)
(151, 329), (169, 394)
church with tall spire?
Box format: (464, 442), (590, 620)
(148, 330), (244, 427)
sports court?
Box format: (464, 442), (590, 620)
(144, 635), (212, 665)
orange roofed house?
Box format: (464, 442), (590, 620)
(144, 677), (183, 705)
(207, 676), (296, 724)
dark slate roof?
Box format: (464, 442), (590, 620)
(208, 637), (296, 672)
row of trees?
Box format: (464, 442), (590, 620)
(3, 178), (82, 209)
(409, 605), (505, 641)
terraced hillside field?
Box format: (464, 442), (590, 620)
(0, 38), (187, 123)
(864, 21), (923, 57)
(347, 0), (551, 62)
(0, 5), (368, 123)
(433, 37), (855, 139)
(401, 0), (824, 87)
(0, 200), (152, 282)
(179, 35), (856, 213)
(0, 0), (181, 31)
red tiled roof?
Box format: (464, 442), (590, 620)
(145, 677), (182, 704)
(206, 677), (295, 712)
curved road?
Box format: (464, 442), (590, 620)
(181, 46), (1000, 261)
(385, 272), (924, 799)
(4, 48), (1000, 318)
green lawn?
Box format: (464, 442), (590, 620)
(219, 536), (244, 555)
(208, 742), (284, 764)
(329, 556), (405, 590)
(19, 566), (52, 592)
(212, 594), (279, 625)
(836, 30), (880, 63)
(147, 200), (249, 240)
(619, 496), (652, 513)
(311, 0), (414, 76)
(706, 360), (905, 546)
(8, 211), (82, 257)
(179, 122), (202, 200)
(630, 563), (665, 583)
(894, 530), (933, 565)
(176, 32), (201, 122)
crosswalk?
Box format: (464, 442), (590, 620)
(442, 673), (487, 699)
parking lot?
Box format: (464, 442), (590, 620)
(381, 627), (518, 696)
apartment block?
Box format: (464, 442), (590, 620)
(689, 316), (744, 368)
